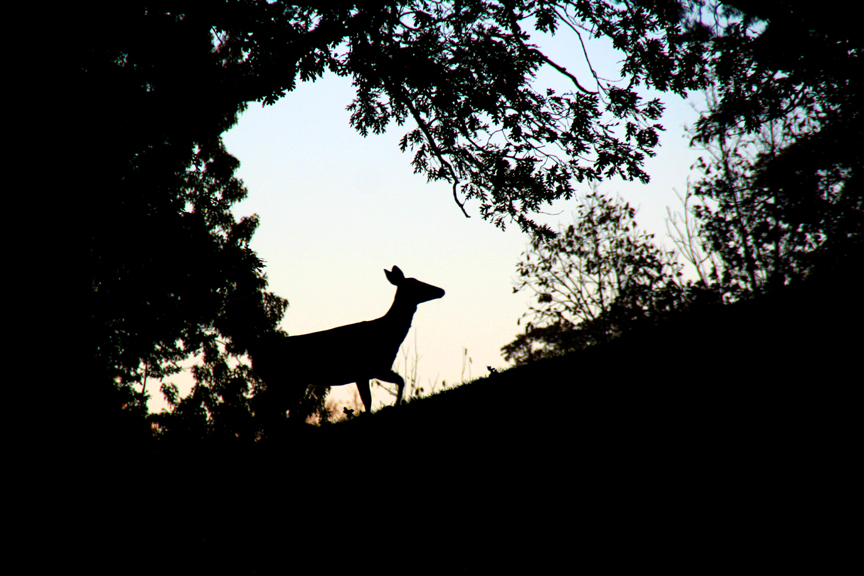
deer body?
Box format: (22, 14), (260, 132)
(250, 266), (444, 419)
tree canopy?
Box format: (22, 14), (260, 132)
(503, 191), (696, 364)
(682, 0), (861, 294)
(500, 0), (860, 363)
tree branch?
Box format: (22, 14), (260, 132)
(529, 49), (597, 95)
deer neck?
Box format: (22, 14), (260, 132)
(381, 292), (418, 336)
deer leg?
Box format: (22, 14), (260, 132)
(377, 370), (405, 406)
(356, 379), (372, 413)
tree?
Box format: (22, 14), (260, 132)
(503, 192), (706, 365)
(171, 0), (715, 233)
(680, 0), (859, 146)
(81, 7), (287, 433)
(504, 0), (861, 364)
(686, 94), (849, 297)
(678, 0), (861, 295)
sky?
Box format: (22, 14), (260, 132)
(147, 24), (708, 414)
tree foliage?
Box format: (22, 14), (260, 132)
(680, 1), (861, 295)
(168, 0), (712, 233)
(688, 96), (860, 297)
(681, 0), (859, 145)
(82, 7), (287, 431)
(505, 0), (861, 365)
(503, 192), (712, 364)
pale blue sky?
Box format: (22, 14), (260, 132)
(149, 26), (707, 413)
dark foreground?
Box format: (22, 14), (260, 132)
(77, 271), (858, 573)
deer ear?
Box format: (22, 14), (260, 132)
(385, 266), (405, 286)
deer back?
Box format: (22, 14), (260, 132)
(256, 317), (404, 388)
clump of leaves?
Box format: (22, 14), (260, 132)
(504, 192), (712, 364)
(688, 90), (862, 299)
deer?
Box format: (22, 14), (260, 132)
(248, 266), (445, 422)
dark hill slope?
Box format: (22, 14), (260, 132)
(87, 269), (859, 573)
(318, 270), (859, 571)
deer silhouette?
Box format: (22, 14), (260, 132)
(249, 266), (445, 420)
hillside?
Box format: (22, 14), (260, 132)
(82, 268), (859, 573)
